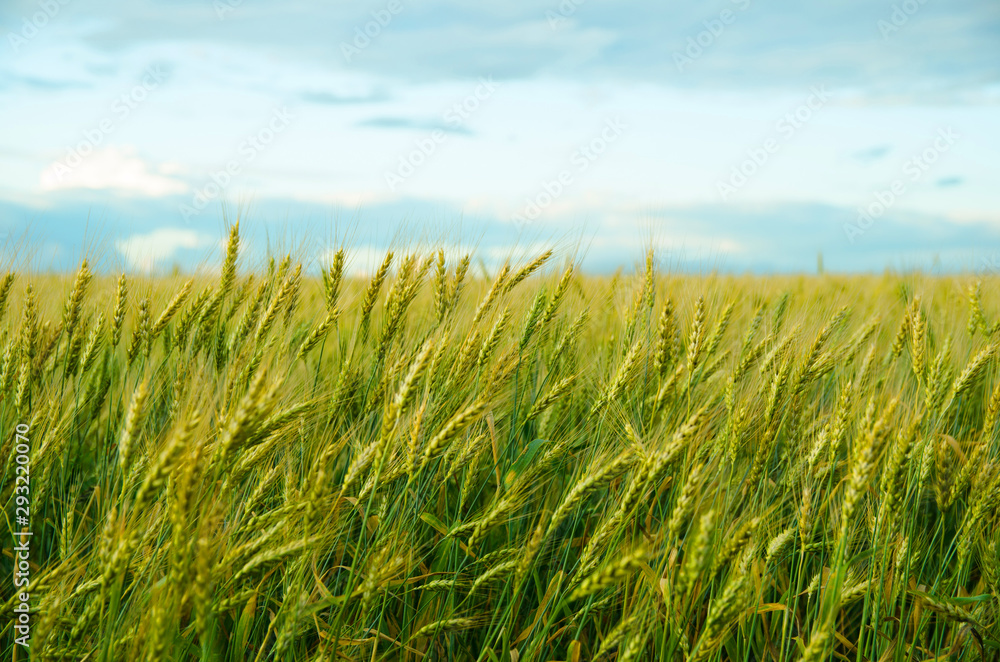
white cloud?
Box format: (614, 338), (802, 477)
(40, 146), (188, 197)
(116, 228), (215, 272)
(159, 161), (189, 176)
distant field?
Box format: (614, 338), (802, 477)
(1, 225), (998, 661)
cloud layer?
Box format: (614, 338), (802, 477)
(1, 0), (997, 272)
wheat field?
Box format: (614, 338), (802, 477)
(1, 224), (999, 661)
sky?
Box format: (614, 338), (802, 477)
(1, 0), (999, 274)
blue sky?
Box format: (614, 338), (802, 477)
(1, 0), (999, 273)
